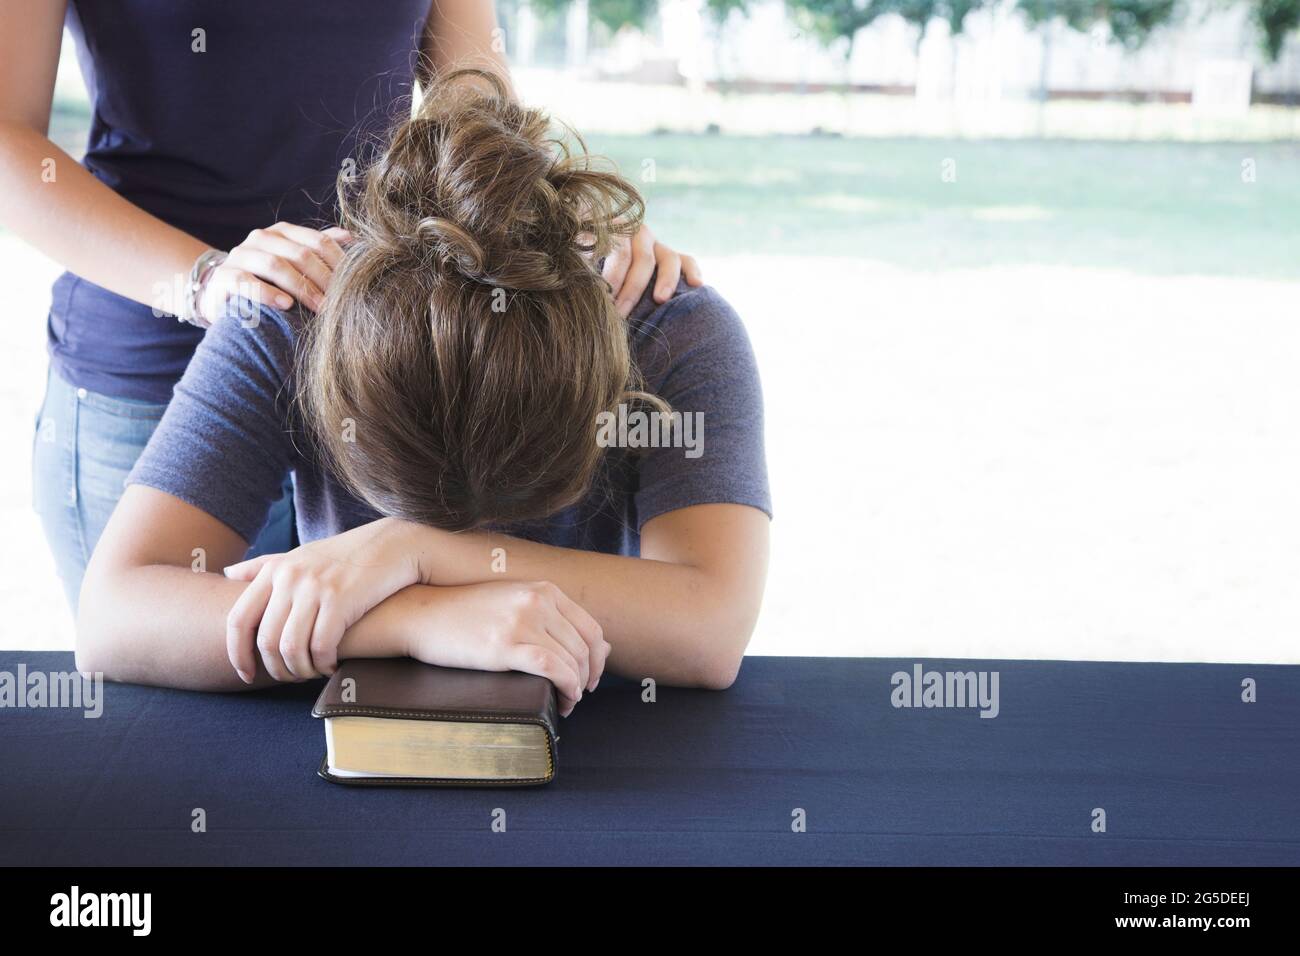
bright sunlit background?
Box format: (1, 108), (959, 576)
(3, 0), (1298, 662)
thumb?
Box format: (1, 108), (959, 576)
(223, 552), (278, 581)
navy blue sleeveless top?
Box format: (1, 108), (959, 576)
(51, 0), (432, 401)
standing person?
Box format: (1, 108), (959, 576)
(0, 0), (701, 611)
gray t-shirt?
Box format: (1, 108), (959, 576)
(129, 280), (771, 555)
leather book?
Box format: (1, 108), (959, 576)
(311, 658), (559, 787)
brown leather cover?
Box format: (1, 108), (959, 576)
(311, 658), (559, 787)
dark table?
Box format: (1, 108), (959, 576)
(1, 652), (1296, 865)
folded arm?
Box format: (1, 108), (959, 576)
(77, 486), (766, 698)
(218, 501), (768, 692)
(76, 486), (603, 707)
(401, 504), (770, 689)
(75, 487), (409, 691)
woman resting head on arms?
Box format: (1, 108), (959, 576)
(77, 71), (771, 714)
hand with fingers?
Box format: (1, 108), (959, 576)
(403, 580), (610, 717)
(220, 520), (609, 716)
(198, 221), (352, 323)
(222, 519), (422, 684)
(602, 222), (703, 317)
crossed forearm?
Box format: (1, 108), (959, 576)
(399, 524), (753, 689)
(76, 564), (408, 692)
(78, 510), (761, 693)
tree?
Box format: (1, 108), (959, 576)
(1015, 0), (1179, 49)
(879, 0), (987, 98)
(1016, 0), (1180, 108)
(891, 0), (941, 52)
(1254, 0), (1300, 60)
(777, 0), (893, 57)
(702, 0), (754, 18)
(1016, 0), (1098, 31)
(779, 0), (988, 58)
(943, 0), (987, 34)
(1100, 0), (1181, 47)
(530, 0), (657, 34)
(939, 0), (988, 95)
(1017, 0), (1091, 103)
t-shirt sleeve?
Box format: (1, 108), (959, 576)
(631, 283), (772, 528)
(127, 303), (298, 543)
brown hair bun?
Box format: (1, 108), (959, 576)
(297, 68), (657, 530)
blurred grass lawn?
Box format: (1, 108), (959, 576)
(5, 119), (1298, 661)
(591, 133), (1300, 278)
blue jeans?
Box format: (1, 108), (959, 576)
(32, 369), (296, 613)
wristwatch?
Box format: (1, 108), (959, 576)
(180, 248), (228, 329)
